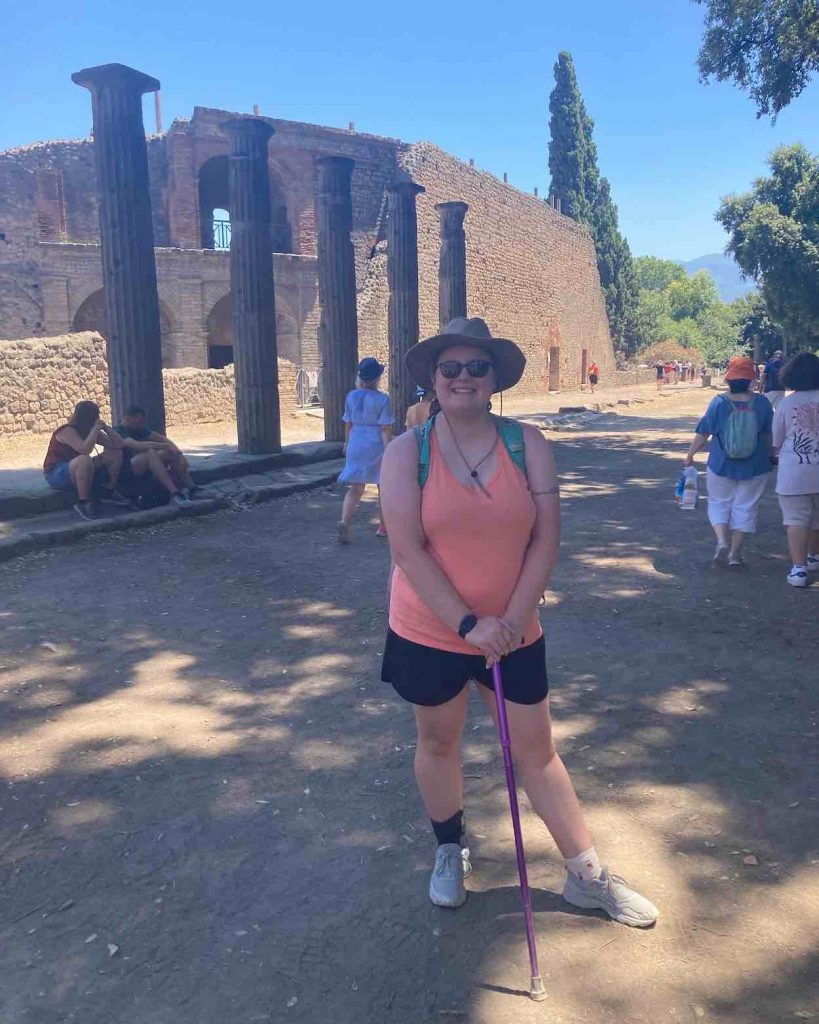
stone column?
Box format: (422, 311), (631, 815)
(387, 180), (425, 431)
(315, 156), (359, 443)
(72, 63), (166, 432)
(221, 117), (281, 454)
(435, 201), (468, 328)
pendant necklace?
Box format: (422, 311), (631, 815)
(441, 413), (499, 497)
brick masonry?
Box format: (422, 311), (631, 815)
(0, 332), (297, 438)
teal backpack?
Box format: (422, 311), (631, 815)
(719, 395), (759, 460)
(414, 413), (527, 487)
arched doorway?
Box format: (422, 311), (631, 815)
(72, 288), (174, 349)
(206, 293), (233, 369)
(197, 155), (294, 253)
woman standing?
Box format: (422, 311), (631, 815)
(684, 356), (773, 566)
(337, 357), (394, 544)
(379, 316), (658, 926)
(772, 352), (819, 587)
(587, 359), (600, 393)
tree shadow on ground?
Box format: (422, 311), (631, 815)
(1, 405), (816, 1024)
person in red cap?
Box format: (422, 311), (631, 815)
(684, 355), (773, 566)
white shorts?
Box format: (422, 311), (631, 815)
(777, 493), (819, 529)
(706, 469), (768, 533)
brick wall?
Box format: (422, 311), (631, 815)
(357, 143), (613, 394)
(0, 332), (298, 438)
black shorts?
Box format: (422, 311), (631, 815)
(381, 629), (549, 707)
(589, 374), (599, 385)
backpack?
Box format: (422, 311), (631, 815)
(719, 395), (759, 460)
(414, 413), (527, 487)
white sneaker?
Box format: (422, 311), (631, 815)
(806, 555), (819, 574)
(787, 568), (809, 588)
(563, 867), (659, 927)
(712, 543), (729, 567)
(429, 843), (467, 908)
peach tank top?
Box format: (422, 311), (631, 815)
(389, 430), (542, 654)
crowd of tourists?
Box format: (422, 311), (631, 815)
(654, 359), (699, 388)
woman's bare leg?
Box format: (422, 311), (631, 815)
(341, 484), (365, 527)
(68, 454), (94, 501)
(477, 688), (592, 858)
(413, 688), (469, 822)
(787, 525), (810, 566)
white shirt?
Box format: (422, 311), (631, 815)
(772, 390), (819, 495)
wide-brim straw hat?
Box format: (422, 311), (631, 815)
(405, 317), (526, 393)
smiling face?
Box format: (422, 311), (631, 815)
(433, 344), (496, 417)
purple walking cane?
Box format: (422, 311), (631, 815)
(491, 661), (547, 1001)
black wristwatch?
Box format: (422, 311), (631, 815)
(458, 614), (478, 638)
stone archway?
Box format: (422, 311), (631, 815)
(72, 288), (174, 352)
(197, 154), (294, 253)
(205, 293), (233, 369)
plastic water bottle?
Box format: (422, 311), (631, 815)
(680, 466), (698, 510)
(675, 472), (686, 504)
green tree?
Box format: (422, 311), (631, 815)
(548, 52), (639, 355)
(717, 143), (819, 349)
(666, 270), (720, 321)
(695, 1), (819, 119)
(731, 292), (786, 359)
(548, 51), (598, 221)
(634, 255), (687, 292)
(632, 288), (671, 348)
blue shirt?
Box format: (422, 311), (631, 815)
(763, 358), (784, 393)
(696, 394), (772, 479)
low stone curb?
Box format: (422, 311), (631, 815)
(0, 464), (342, 565)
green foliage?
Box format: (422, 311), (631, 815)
(717, 143), (819, 348)
(634, 256), (687, 292)
(548, 52), (639, 356)
(695, 0), (819, 119)
(667, 271), (720, 321)
(730, 293), (786, 359)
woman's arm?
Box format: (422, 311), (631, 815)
(96, 423), (124, 450)
(380, 432), (511, 660)
(683, 434), (710, 466)
(58, 423), (102, 456)
(501, 426), (560, 638)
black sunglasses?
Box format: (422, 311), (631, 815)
(436, 359), (493, 380)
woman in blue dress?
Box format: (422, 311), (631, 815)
(337, 357), (395, 543)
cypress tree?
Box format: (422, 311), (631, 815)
(548, 52), (639, 355)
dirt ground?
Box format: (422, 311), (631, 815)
(1, 388), (817, 1024)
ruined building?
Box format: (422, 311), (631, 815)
(0, 105), (614, 398)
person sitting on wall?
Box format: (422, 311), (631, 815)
(115, 405), (195, 507)
(43, 400), (131, 521)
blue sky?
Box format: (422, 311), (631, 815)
(3, 0), (817, 260)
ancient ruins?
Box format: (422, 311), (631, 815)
(0, 62), (615, 449)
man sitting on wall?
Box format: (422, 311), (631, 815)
(115, 405), (196, 507)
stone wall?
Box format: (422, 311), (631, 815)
(357, 143), (614, 395)
(0, 332), (297, 437)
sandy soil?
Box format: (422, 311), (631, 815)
(1, 387), (816, 1024)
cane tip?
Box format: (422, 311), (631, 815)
(529, 975), (547, 1001)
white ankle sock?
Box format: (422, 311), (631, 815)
(565, 847), (602, 881)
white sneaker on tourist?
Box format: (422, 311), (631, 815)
(787, 568), (809, 588)
(806, 554), (819, 574)
(428, 843), (467, 908)
(563, 867), (659, 927)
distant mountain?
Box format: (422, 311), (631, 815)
(681, 253), (756, 304)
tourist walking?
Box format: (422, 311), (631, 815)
(655, 361), (665, 391)
(379, 316), (658, 926)
(762, 350), (787, 410)
(337, 357), (394, 543)
(684, 356), (773, 567)
(587, 359), (600, 393)
(772, 352), (819, 587)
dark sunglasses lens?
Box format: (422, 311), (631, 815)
(467, 360), (491, 378)
(438, 361), (460, 379)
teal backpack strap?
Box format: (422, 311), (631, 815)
(415, 414), (436, 488)
(494, 415), (527, 479)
